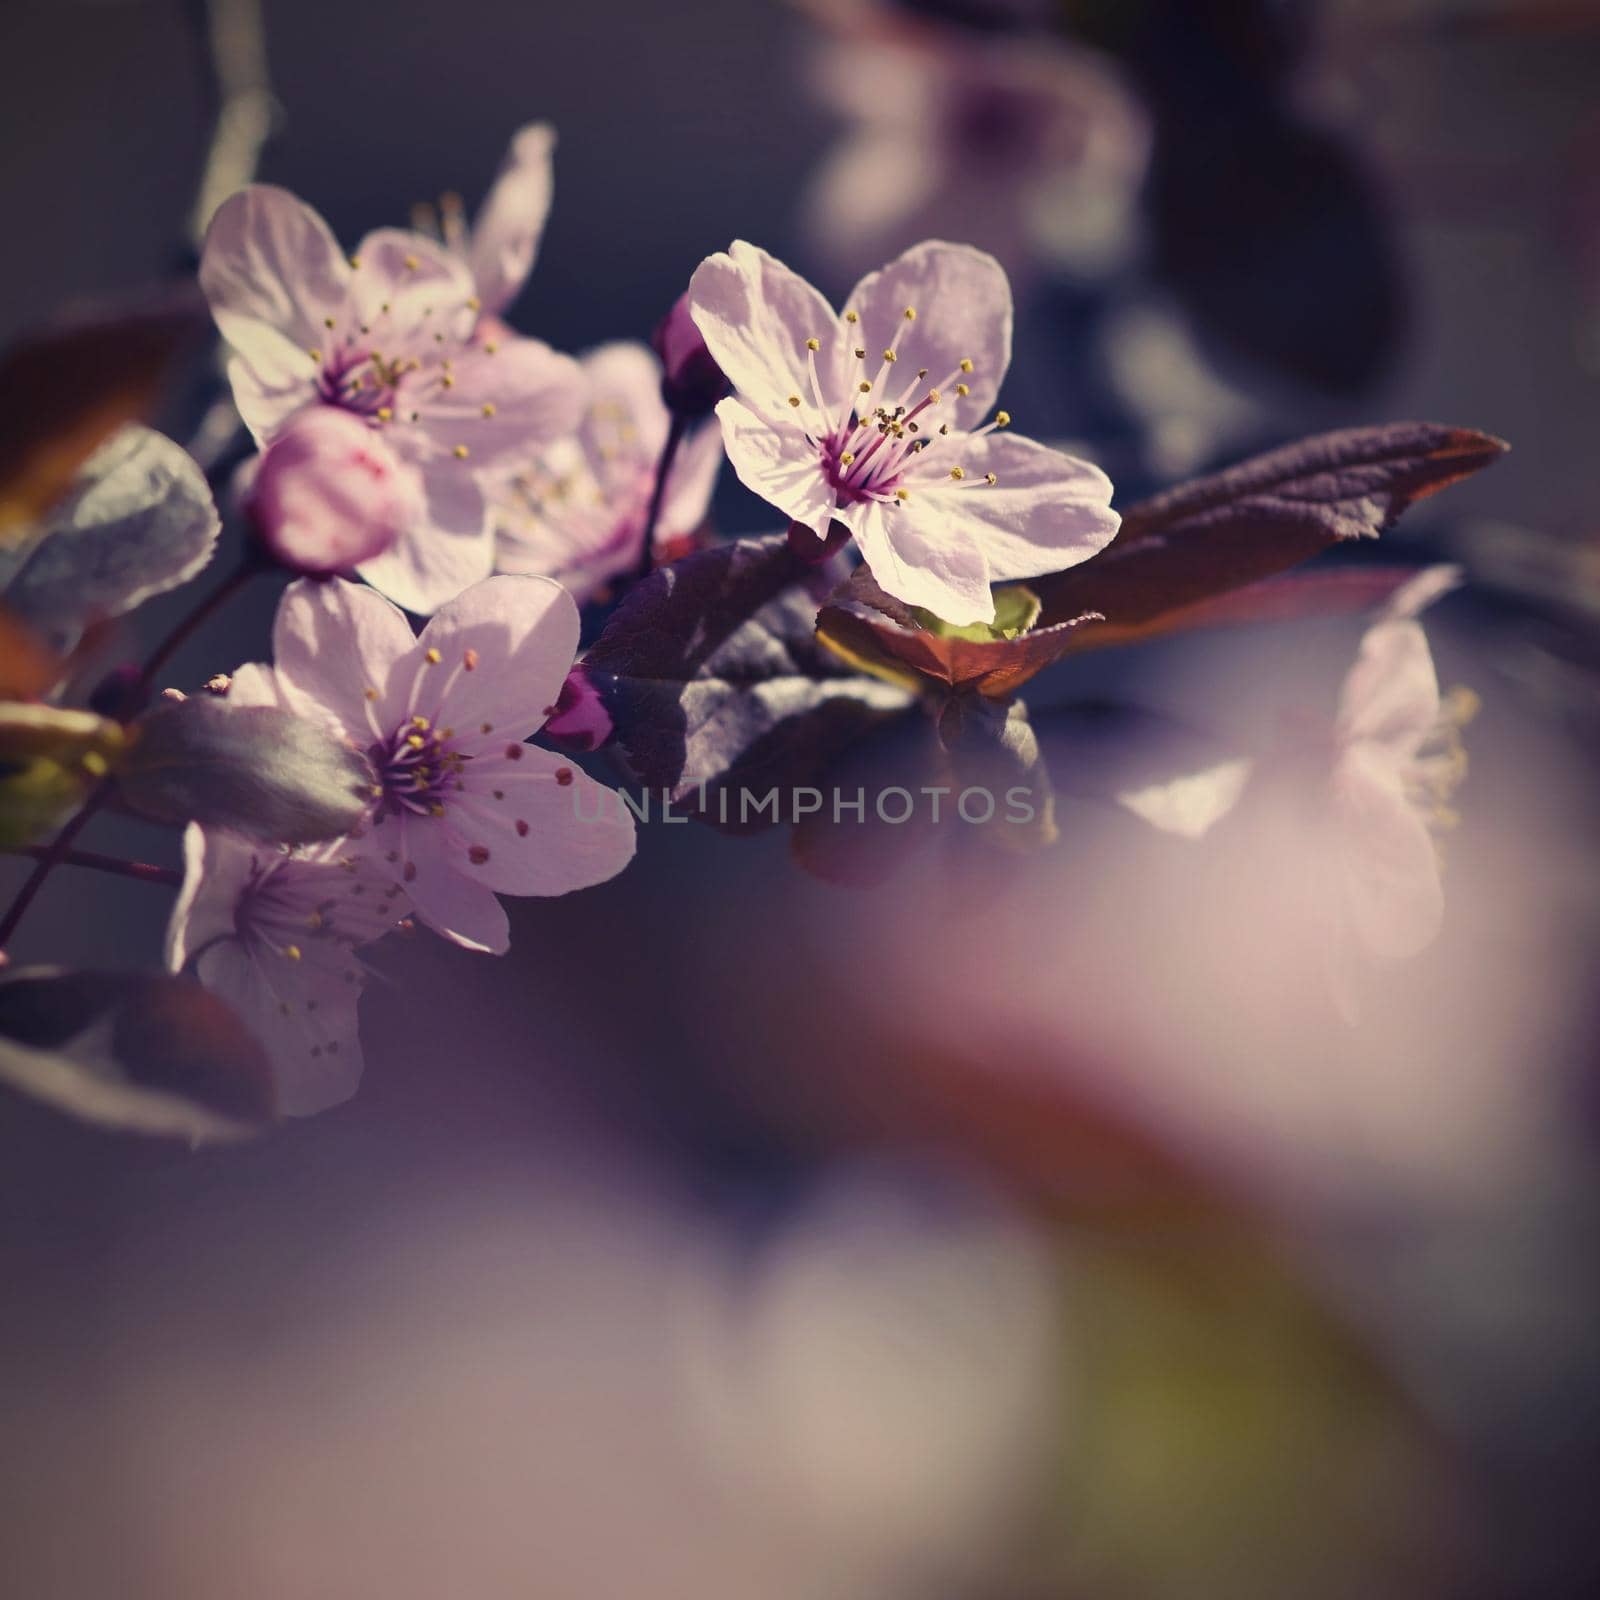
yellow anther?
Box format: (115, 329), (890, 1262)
(949, 466), (965, 480)
(858, 380), (871, 393)
(376, 406), (393, 421)
(425, 647), (443, 664)
(323, 316), (335, 329)
(364, 687), (379, 701)
(788, 395), (801, 407)
(308, 347), (323, 363)
(883, 348), (897, 362)
(348, 255), (361, 269)
(840, 451), (855, 465)
(453, 444), (469, 459)
(441, 373), (455, 388)
(306, 911), (325, 931)
(407, 733), (426, 750)
(895, 487), (910, 501)
(484, 340), (499, 354)
(82, 751), (108, 778)
(411, 714), (430, 729)
(903, 306), (916, 321)
(929, 388), (942, 403)
(404, 253), (419, 270)
(959, 358), (973, 373)
(955, 383), (970, 397)
(481, 402), (496, 417)
(994, 410), (1011, 428)
(284, 944), (303, 961)
(466, 295), (481, 312)
(844, 310), (858, 324)
(805, 337), (820, 351)
(984, 472), (997, 485)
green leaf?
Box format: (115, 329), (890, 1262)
(910, 583), (1042, 643)
(0, 703), (127, 848)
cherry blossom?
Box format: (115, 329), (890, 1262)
(687, 239), (1119, 626)
(166, 821), (408, 1116)
(492, 342), (721, 602)
(159, 660), (408, 1113)
(267, 574), (637, 955)
(199, 184), (583, 614)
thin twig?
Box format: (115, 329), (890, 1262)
(5, 846), (181, 889)
(627, 414), (688, 586)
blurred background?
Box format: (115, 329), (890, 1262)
(1, 1), (1598, 1595)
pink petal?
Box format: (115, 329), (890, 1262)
(905, 430), (1119, 582)
(1336, 619), (1441, 762)
(225, 361), (316, 446)
(1334, 745), (1444, 961)
(272, 576), (416, 739)
(414, 573), (581, 740)
(356, 513), (495, 618)
(195, 940), (365, 1116)
(396, 814), (510, 953)
(200, 186), (347, 409)
(688, 242), (849, 427)
(577, 341), (669, 490)
(223, 662), (283, 709)
(165, 822), (250, 971)
(443, 748), (637, 896)
(714, 396), (836, 533)
(468, 122), (556, 315)
(843, 241), (1013, 426)
(842, 495), (995, 626)
(412, 337), (584, 466)
(345, 227), (477, 348)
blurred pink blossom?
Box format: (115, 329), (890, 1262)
(688, 238), (1118, 624)
(492, 342), (721, 602)
(799, 20), (1150, 286)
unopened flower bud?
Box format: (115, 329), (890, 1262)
(542, 666), (613, 753)
(652, 292), (729, 419)
(246, 407), (418, 574)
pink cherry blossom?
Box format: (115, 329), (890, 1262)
(199, 184), (583, 614)
(267, 574), (637, 955)
(491, 342), (721, 602)
(166, 822), (409, 1117)
(687, 239), (1119, 626)
(799, 20), (1150, 286)
(246, 406), (419, 574)
(163, 660), (411, 1114)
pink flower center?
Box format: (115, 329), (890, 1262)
(370, 716), (467, 819)
(316, 345), (413, 421)
(788, 311), (1009, 509)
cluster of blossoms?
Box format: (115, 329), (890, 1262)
(0, 114), (1497, 1130)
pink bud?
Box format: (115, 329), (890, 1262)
(542, 666), (613, 753)
(246, 407), (418, 574)
(651, 292), (729, 419)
